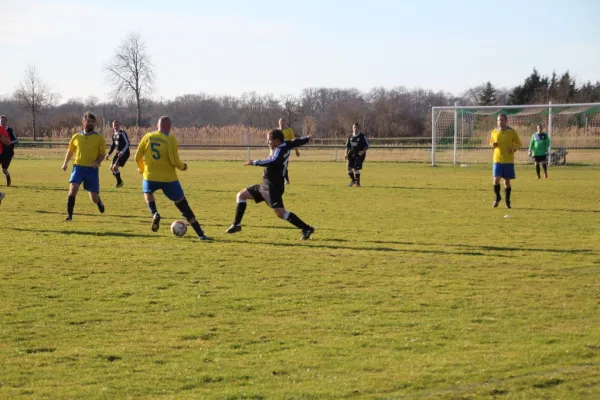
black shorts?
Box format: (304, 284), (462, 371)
(533, 155), (547, 163)
(247, 183), (284, 209)
(112, 152), (130, 167)
(347, 155), (366, 170)
(1, 152), (13, 169)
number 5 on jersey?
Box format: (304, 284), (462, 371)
(150, 142), (161, 160)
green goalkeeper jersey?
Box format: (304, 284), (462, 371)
(529, 132), (551, 156)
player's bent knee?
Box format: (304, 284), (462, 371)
(236, 191), (249, 203)
(274, 208), (286, 219)
(175, 197), (196, 221)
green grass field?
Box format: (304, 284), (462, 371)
(1, 154), (599, 399)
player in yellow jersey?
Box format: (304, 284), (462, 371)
(490, 113), (522, 209)
(61, 112), (106, 221)
(135, 116), (211, 240)
(278, 118), (299, 184)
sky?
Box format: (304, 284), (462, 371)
(1, 0), (599, 103)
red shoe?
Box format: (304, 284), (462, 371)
(544, 172), (548, 179)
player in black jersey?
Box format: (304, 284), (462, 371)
(225, 129), (315, 240)
(345, 122), (369, 187)
(105, 120), (130, 187)
(0, 115), (18, 187)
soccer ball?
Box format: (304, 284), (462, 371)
(170, 220), (187, 237)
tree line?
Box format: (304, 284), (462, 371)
(3, 33), (600, 140)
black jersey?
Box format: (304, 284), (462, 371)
(2, 127), (18, 155)
(346, 133), (369, 158)
(253, 137), (310, 187)
(108, 130), (131, 155)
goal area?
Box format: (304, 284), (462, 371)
(431, 102), (600, 166)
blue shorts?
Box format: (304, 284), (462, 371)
(493, 163), (516, 179)
(70, 165), (100, 192)
(142, 180), (185, 201)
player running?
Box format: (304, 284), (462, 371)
(105, 120), (130, 187)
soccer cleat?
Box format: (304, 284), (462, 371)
(113, 182), (123, 188)
(225, 224), (242, 234)
(197, 234), (212, 241)
(544, 172), (548, 179)
(6, 175), (11, 187)
(353, 183), (361, 187)
(301, 226), (315, 240)
(65, 215), (72, 221)
(505, 201), (512, 209)
(151, 213), (161, 232)
(493, 198), (501, 208)
(0, 192), (5, 205)
(284, 180), (290, 185)
(97, 202), (105, 213)
(348, 181), (356, 187)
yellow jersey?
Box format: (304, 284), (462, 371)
(68, 131), (106, 167)
(282, 127), (295, 141)
(490, 127), (522, 163)
(135, 131), (186, 182)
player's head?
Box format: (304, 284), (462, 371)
(112, 120), (121, 132)
(82, 112), (97, 133)
(158, 116), (172, 134)
(278, 118), (286, 129)
(267, 129), (284, 149)
(353, 122), (360, 134)
(536, 124), (542, 132)
(0, 115), (7, 127)
(497, 114), (508, 130)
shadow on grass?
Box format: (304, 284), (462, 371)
(35, 210), (145, 220)
(518, 207), (600, 214)
(304, 184), (487, 192)
(216, 237), (512, 257)
(14, 185), (66, 192)
(11, 227), (156, 238)
(364, 239), (596, 255)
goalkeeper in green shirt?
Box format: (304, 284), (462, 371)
(528, 124), (551, 179)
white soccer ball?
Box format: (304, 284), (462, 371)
(170, 220), (188, 237)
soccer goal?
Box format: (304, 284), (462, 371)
(431, 102), (600, 166)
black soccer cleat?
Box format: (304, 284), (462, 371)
(151, 213), (161, 232)
(225, 224), (242, 234)
(301, 226), (315, 240)
(197, 234), (213, 241)
(65, 215), (72, 221)
(348, 181), (356, 187)
(505, 201), (512, 209)
(0, 192), (5, 205)
(493, 197), (501, 208)
(113, 182), (123, 188)
(97, 202), (105, 213)
(6, 174), (11, 187)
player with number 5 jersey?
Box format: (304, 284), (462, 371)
(135, 116), (211, 240)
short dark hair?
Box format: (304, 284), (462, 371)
(0, 115), (7, 120)
(269, 129), (284, 142)
(498, 113), (508, 120)
(83, 111), (97, 122)
(353, 122), (360, 127)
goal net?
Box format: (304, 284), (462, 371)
(431, 103), (600, 166)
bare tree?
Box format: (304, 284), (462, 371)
(105, 32), (153, 126)
(13, 65), (56, 140)
(280, 94), (301, 127)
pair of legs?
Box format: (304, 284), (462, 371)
(110, 154), (128, 187)
(535, 160), (548, 179)
(226, 187), (314, 240)
(493, 177), (512, 209)
(347, 156), (365, 187)
(66, 166), (104, 220)
(66, 182), (104, 220)
(143, 180), (209, 240)
(2, 153), (13, 186)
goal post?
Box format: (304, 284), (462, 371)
(431, 102), (600, 166)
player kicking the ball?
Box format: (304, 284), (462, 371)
(135, 116), (211, 241)
(225, 129), (315, 240)
(61, 112), (106, 221)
